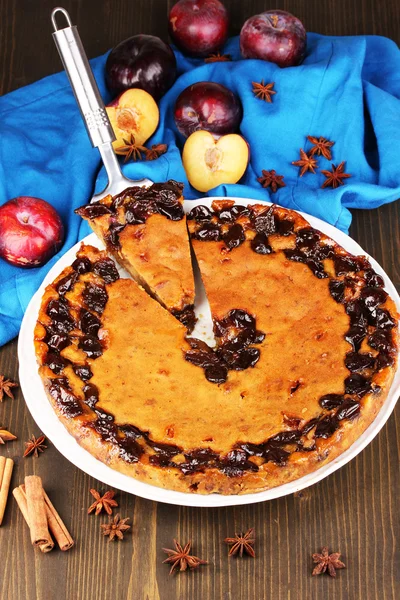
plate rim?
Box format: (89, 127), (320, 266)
(18, 197), (400, 508)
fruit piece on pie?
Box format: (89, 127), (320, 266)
(33, 203), (398, 495)
(75, 180), (196, 331)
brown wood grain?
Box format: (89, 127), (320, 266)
(0, 1), (399, 599)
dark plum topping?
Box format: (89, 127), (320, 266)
(73, 364), (93, 381)
(75, 203), (112, 220)
(268, 430), (302, 445)
(263, 446), (290, 465)
(46, 333), (70, 351)
(106, 222), (126, 248)
(276, 218), (294, 236)
(319, 394), (345, 409)
(187, 205), (213, 222)
(205, 364), (228, 384)
(82, 282), (108, 314)
(376, 351), (395, 370)
(224, 309), (255, 329)
(92, 413), (118, 443)
(334, 255), (359, 276)
(314, 416), (339, 439)
(157, 200), (184, 221)
(284, 249), (327, 279)
(180, 447), (219, 474)
(119, 438), (143, 463)
(368, 330), (394, 353)
(221, 347), (260, 370)
(344, 374), (372, 397)
(56, 271), (78, 296)
(296, 227), (320, 250)
(359, 287), (388, 311)
(83, 383), (99, 408)
(194, 222), (221, 242)
(306, 259), (329, 279)
(301, 418), (319, 435)
(78, 335), (103, 359)
(115, 181), (184, 224)
(48, 381), (82, 418)
(46, 298), (74, 334)
(185, 349), (218, 368)
(172, 305), (196, 332)
(219, 449), (259, 477)
(223, 223), (246, 250)
(336, 400), (360, 421)
(345, 300), (368, 328)
(314, 244), (335, 260)
(93, 258), (120, 283)
(329, 280), (345, 303)
(251, 231), (272, 254)
(345, 352), (376, 372)
(80, 310), (102, 337)
(45, 351), (68, 374)
(71, 256), (92, 274)
(374, 309), (396, 330)
(186, 337), (214, 352)
(125, 200), (148, 224)
(345, 326), (367, 352)
(218, 205), (250, 223)
(364, 269), (384, 288)
(251, 207), (276, 234)
(148, 440), (181, 467)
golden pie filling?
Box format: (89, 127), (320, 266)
(34, 197), (399, 495)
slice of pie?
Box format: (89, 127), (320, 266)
(34, 201), (398, 495)
(75, 180), (196, 330)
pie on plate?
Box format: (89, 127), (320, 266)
(34, 189), (399, 495)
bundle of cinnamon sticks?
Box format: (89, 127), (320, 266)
(13, 475), (74, 552)
(0, 456), (14, 526)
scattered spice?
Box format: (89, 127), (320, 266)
(205, 52), (232, 63)
(0, 426), (17, 445)
(23, 434), (47, 458)
(252, 80), (276, 103)
(312, 546), (346, 577)
(321, 162), (351, 188)
(307, 136), (335, 160)
(101, 513), (130, 541)
(0, 375), (18, 402)
(162, 540), (208, 574)
(115, 134), (147, 162)
(225, 528), (255, 558)
(88, 489), (118, 516)
(257, 169), (286, 192)
(145, 144), (168, 161)
(292, 148), (318, 176)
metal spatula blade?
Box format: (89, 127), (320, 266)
(51, 7), (152, 203)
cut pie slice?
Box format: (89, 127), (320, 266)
(76, 180), (196, 330)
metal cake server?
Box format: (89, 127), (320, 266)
(51, 7), (152, 203)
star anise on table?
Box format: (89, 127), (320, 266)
(312, 546), (346, 577)
(0, 426), (17, 444)
(162, 540), (208, 574)
(145, 144), (168, 161)
(292, 148), (318, 176)
(205, 52), (232, 63)
(257, 169), (286, 192)
(101, 513), (131, 541)
(225, 528), (255, 558)
(252, 80), (276, 103)
(321, 161), (351, 188)
(23, 434), (47, 457)
(88, 489), (118, 516)
(307, 135), (335, 160)
(115, 134), (147, 162)
(0, 375), (18, 402)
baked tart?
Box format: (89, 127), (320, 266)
(75, 180), (196, 330)
(34, 200), (398, 495)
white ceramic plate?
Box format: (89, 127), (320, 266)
(18, 198), (400, 507)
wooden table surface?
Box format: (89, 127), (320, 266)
(0, 1), (399, 599)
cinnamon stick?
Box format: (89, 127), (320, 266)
(25, 475), (52, 548)
(0, 457), (14, 526)
(12, 486), (54, 553)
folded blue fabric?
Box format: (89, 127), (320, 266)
(1, 33), (399, 346)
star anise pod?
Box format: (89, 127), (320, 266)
(115, 134), (147, 162)
(101, 513), (131, 541)
(252, 80), (276, 103)
(225, 528), (255, 558)
(88, 489), (118, 516)
(145, 144), (168, 161)
(0, 426), (17, 444)
(204, 52), (232, 63)
(307, 136), (335, 160)
(0, 375), (18, 402)
(257, 169), (286, 192)
(162, 540), (208, 574)
(312, 546), (346, 577)
(321, 161), (351, 189)
(292, 148), (318, 176)
(23, 434), (47, 458)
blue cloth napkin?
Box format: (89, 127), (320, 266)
(1, 33), (399, 346)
